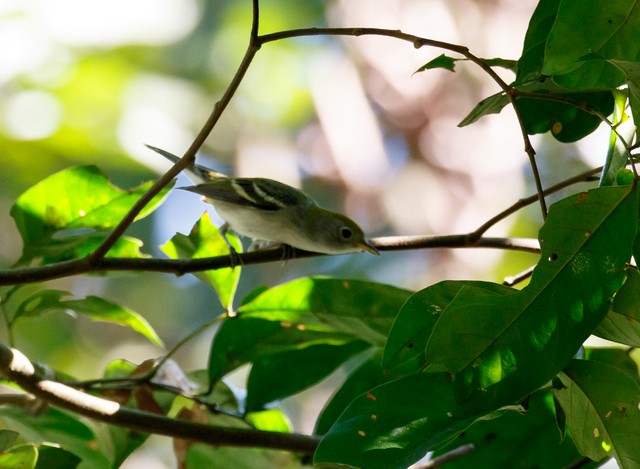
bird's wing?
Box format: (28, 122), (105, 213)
(182, 178), (308, 211)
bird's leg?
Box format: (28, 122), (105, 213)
(218, 223), (242, 268)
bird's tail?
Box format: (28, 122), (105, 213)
(145, 144), (227, 184)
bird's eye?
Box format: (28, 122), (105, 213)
(340, 227), (353, 239)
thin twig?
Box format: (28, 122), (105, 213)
(258, 27), (547, 218)
(413, 444), (474, 468)
(0, 344), (319, 454)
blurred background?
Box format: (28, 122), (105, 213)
(0, 0), (612, 466)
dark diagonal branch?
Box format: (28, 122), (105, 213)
(88, 0), (262, 261)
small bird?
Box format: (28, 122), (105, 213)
(147, 145), (379, 256)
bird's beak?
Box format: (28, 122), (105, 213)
(359, 240), (380, 255)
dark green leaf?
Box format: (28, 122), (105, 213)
(246, 341), (369, 412)
(314, 373), (521, 469)
(554, 359), (640, 466)
(161, 212), (241, 310)
(595, 269), (640, 347)
(426, 186), (636, 408)
(315, 350), (387, 436)
(459, 80), (613, 142)
(383, 281), (514, 373)
(208, 316), (357, 384)
(432, 392), (592, 469)
(584, 348), (640, 384)
(516, 0), (560, 82)
(35, 444), (81, 469)
(482, 58), (518, 72)
(543, 0), (640, 76)
(416, 54), (457, 73)
(10, 165), (173, 263)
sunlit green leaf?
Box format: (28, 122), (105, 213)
(237, 277), (412, 346)
(11, 290), (162, 347)
(10, 165), (173, 263)
(554, 359), (640, 467)
(208, 278), (410, 383)
(426, 185), (636, 408)
(0, 444), (38, 468)
(245, 409), (292, 433)
(161, 212), (241, 311)
(62, 296), (162, 347)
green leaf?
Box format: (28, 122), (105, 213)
(208, 278), (410, 383)
(459, 80), (613, 142)
(10, 165), (173, 263)
(35, 444), (82, 469)
(12, 290), (162, 347)
(600, 90), (633, 187)
(584, 348), (640, 384)
(595, 268), (640, 347)
(383, 281), (514, 373)
(207, 316), (358, 384)
(161, 212), (241, 311)
(237, 277), (412, 346)
(543, 0), (640, 77)
(0, 444), (38, 469)
(186, 443), (301, 469)
(482, 58), (518, 72)
(516, 0), (560, 83)
(314, 373), (521, 469)
(0, 407), (111, 468)
(553, 359), (640, 466)
(62, 296), (162, 347)
(416, 54), (458, 73)
(0, 430), (19, 452)
(246, 341), (370, 412)
(245, 409), (292, 433)
(315, 350), (388, 435)
(609, 60), (640, 141)
(426, 185), (637, 408)
(431, 392), (593, 469)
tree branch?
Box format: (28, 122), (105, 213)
(0, 236), (539, 286)
(0, 344), (319, 455)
